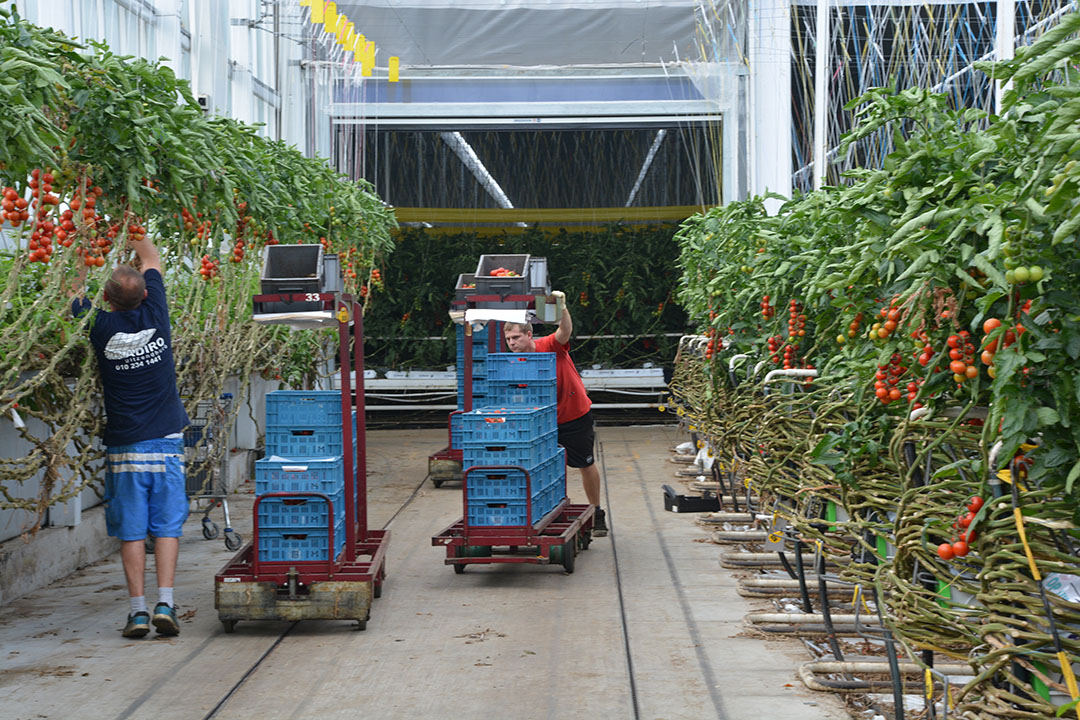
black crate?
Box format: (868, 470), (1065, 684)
(662, 484), (721, 513)
(474, 254), (530, 308)
(455, 273), (477, 302)
(259, 245), (324, 313)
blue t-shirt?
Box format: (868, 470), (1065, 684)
(80, 269), (189, 447)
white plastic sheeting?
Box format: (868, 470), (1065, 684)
(335, 0), (702, 66)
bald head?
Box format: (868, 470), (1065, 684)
(104, 266), (147, 311)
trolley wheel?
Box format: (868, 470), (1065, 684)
(222, 620), (237, 633)
(202, 518), (220, 540)
(224, 531), (243, 551)
(561, 539), (576, 573)
(432, 478), (444, 488)
(374, 581), (382, 599)
(145, 535), (156, 555)
(578, 530), (592, 551)
(355, 613), (369, 631)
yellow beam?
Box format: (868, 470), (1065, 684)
(392, 205), (707, 224)
(393, 223), (680, 237)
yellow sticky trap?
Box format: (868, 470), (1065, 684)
(299, 0), (311, 6)
(924, 668), (934, 701)
(389, 56), (400, 82)
(311, 0), (324, 23)
(996, 469), (1029, 492)
(324, 2), (337, 27)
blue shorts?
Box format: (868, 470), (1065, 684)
(104, 437), (188, 541)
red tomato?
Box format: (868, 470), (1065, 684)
(967, 496), (984, 513)
(937, 543), (955, 560)
(951, 540), (970, 557)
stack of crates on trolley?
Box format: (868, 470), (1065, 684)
(254, 391), (356, 563)
(460, 351), (565, 527)
(450, 323), (490, 450)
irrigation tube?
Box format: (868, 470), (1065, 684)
(798, 661), (973, 693)
(762, 368), (818, 394)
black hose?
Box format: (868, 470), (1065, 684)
(793, 538), (814, 613)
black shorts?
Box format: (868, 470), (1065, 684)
(558, 410), (596, 468)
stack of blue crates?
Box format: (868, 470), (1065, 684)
(455, 324), (489, 411)
(255, 391), (355, 562)
(460, 351), (565, 526)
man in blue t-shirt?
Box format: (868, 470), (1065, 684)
(75, 236), (190, 639)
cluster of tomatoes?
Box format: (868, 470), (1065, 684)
(759, 294), (775, 320)
(978, 316), (1025, 379)
(936, 495), (984, 560)
(231, 202), (251, 263)
(873, 353), (909, 404)
(787, 300), (806, 341)
(868, 303), (902, 340)
(198, 255), (221, 281)
(945, 331), (979, 385)
(180, 206), (212, 244)
(1, 186), (29, 226)
(836, 312), (863, 345)
(486, 266), (519, 277)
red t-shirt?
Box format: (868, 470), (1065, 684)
(534, 334), (591, 425)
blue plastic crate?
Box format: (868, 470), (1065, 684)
(465, 465), (543, 502)
(456, 393), (488, 411)
(455, 324), (489, 351)
(486, 352), (556, 382)
(456, 357), (488, 378)
(463, 429), (557, 468)
(255, 456), (344, 496)
(266, 391), (344, 428)
(257, 490), (345, 529)
(449, 412), (463, 448)
(459, 405), (556, 444)
(265, 412), (356, 457)
(487, 378), (557, 407)
(466, 488), (560, 527)
(466, 500), (530, 527)
(258, 519), (345, 562)
(456, 376), (489, 397)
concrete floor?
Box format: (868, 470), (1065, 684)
(0, 425), (849, 720)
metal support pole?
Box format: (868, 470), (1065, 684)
(339, 300), (356, 555)
(813, 0), (829, 190)
(995, 0), (1016, 112)
(354, 300), (368, 542)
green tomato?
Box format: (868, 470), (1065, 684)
(1013, 266), (1031, 283)
(1005, 269), (1015, 284)
(1027, 265), (1044, 282)
(1003, 256), (1019, 270)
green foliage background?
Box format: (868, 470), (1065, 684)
(363, 226), (689, 369)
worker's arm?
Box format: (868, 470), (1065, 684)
(550, 291), (571, 346)
(132, 235), (162, 275)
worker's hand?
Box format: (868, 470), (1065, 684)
(548, 290), (565, 304)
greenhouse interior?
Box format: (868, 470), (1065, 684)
(1, 0), (1079, 718)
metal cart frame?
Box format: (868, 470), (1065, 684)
(184, 394), (242, 550)
(431, 291), (596, 573)
(432, 463), (595, 573)
(214, 292), (390, 631)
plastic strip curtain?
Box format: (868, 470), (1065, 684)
(787, 0), (1078, 192)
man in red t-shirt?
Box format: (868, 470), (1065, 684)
(503, 291), (607, 536)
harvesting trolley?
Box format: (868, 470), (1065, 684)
(213, 246), (389, 632)
(429, 254), (597, 572)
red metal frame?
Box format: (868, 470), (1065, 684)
(432, 503), (594, 567)
(433, 290), (596, 568)
(216, 292), (390, 586)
